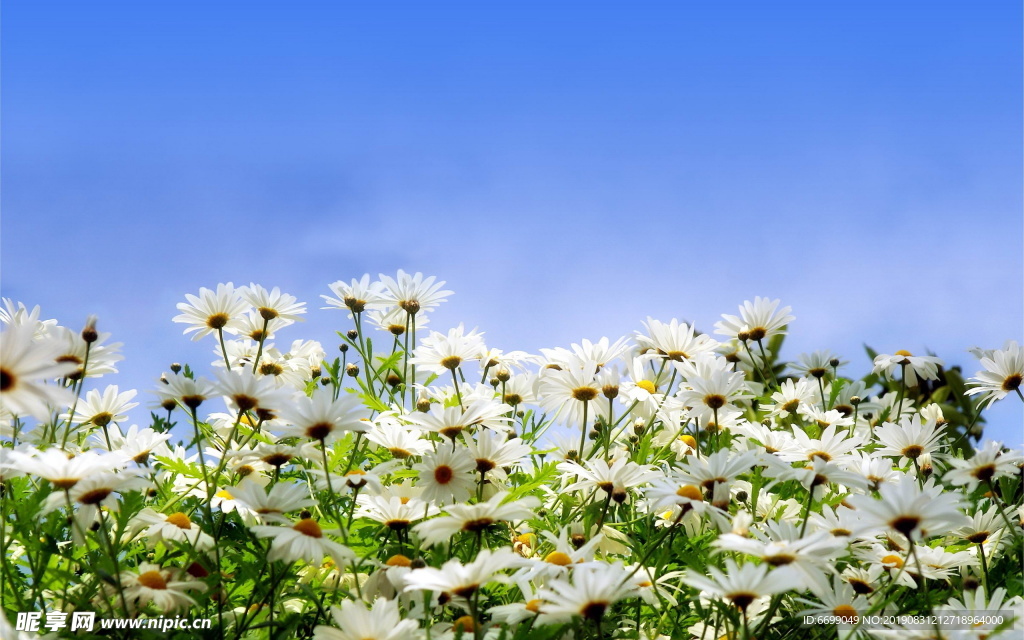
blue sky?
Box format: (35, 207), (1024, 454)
(2, 1), (1021, 443)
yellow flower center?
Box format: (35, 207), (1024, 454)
(636, 380), (657, 394)
(293, 518), (323, 538)
(165, 512), (192, 530)
(452, 616), (476, 632)
(386, 554), (412, 567)
(881, 554), (904, 569)
(833, 605), (857, 621)
(137, 570), (168, 590)
(675, 485), (704, 501)
(544, 551), (573, 566)
(525, 599), (543, 613)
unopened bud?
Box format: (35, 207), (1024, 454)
(81, 316), (99, 343)
(346, 330), (358, 341)
(496, 368), (511, 382)
(170, 363), (182, 374)
(345, 364), (360, 378)
(339, 343), (349, 353)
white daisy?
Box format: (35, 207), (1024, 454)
(250, 517), (355, 565)
(414, 492), (540, 547)
(120, 563), (206, 613)
(412, 445), (477, 505)
(172, 283), (249, 341)
(313, 597), (422, 640)
(127, 508), (215, 550)
(0, 324), (77, 419)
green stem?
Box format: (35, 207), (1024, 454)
(577, 399), (590, 462)
(895, 363), (907, 424)
(251, 317), (270, 373)
(218, 328), (233, 370)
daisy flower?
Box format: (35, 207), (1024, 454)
(955, 503), (1007, 548)
(681, 558), (793, 613)
(378, 270), (453, 316)
(790, 350), (846, 380)
(0, 298), (57, 338)
(355, 494), (440, 532)
(944, 441), (1024, 491)
(764, 378), (817, 418)
(674, 449), (760, 500)
(405, 399), (512, 441)
(538, 359), (602, 429)
(765, 456), (869, 495)
(713, 529), (845, 593)
(120, 563), (206, 613)
(464, 429), (531, 481)
(558, 456), (659, 503)
(92, 424), (171, 465)
(845, 451), (900, 491)
(172, 283), (249, 341)
(211, 368), (292, 419)
(408, 324), (486, 375)
(365, 419), (433, 460)
(274, 389), (369, 443)
(250, 516), (355, 565)
(403, 547), (522, 604)
(540, 337), (631, 370)
(872, 350), (944, 387)
(313, 597), (422, 640)
(127, 508), (215, 550)
(152, 373), (217, 412)
(634, 317), (718, 363)
(966, 340), (1024, 407)
(714, 297), (795, 343)
(0, 324), (77, 419)
(414, 492), (540, 547)
(675, 359), (752, 426)
(412, 446), (477, 505)
(68, 385), (138, 428)
(777, 423), (864, 466)
(238, 283), (306, 325)
(43, 471), (148, 540)
(847, 476), (968, 542)
(12, 447), (125, 488)
(50, 323), (123, 379)
(322, 274), (389, 315)
(230, 480), (316, 525)
(796, 576), (869, 625)
(873, 415), (946, 465)
(537, 562), (639, 623)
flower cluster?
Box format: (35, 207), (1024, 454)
(1, 275), (1022, 640)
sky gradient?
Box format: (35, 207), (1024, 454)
(2, 1), (1022, 443)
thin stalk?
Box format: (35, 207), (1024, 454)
(218, 328), (232, 370)
(577, 399), (590, 462)
(755, 339), (779, 388)
(451, 368), (465, 410)
(251, 317), (271, 373)
(895, 363), (907, 424)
